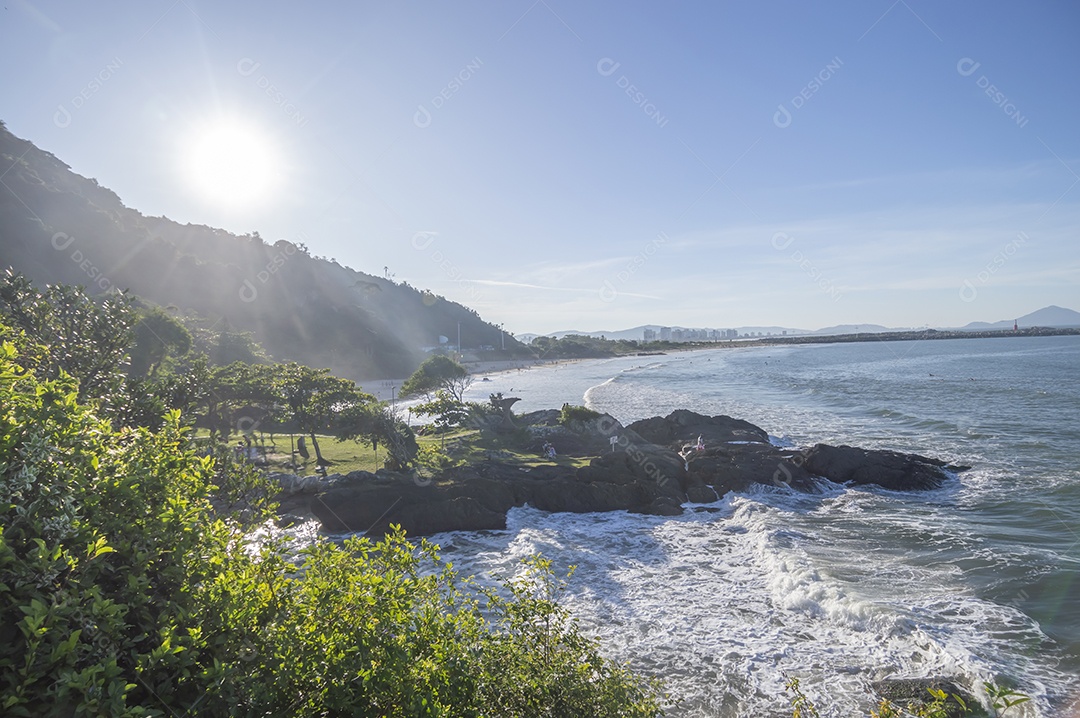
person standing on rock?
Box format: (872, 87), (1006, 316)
(679, 446), (693, 472)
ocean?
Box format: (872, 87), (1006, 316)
(423, 336), (1080, 716)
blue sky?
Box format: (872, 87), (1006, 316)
(3, 1), (1078, 333)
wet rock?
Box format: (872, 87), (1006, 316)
(871, 678), (982, 718)
(296, 411), (963, 536)
(687, 443), (818, 494)
(392, 497), (507, 535)
(633, 496), (685, 516)
(628, 410), (770, 447)
(686, 484), (719, 503)
(801, 444), (952, 491)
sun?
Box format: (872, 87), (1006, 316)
(182, 120), (281, 207)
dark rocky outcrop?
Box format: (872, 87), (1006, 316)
(628, 410), (769, 447)
(801, 444), (952, 492)
(282, 410), (964, 536)
(686, 443), (818, 494)
(685, 484), (719, 504)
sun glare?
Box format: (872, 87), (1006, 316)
(183, 120), (281, 207)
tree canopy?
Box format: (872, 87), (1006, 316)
(400, 354), (472, 402)
(0, 273), (668, 715)
(128, 306), (192, 378)
(0, 329), (666, 716)
(0, 268), (134, 403)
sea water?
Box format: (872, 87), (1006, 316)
(423, 336), (1080, 716)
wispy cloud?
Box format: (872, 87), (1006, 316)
(470, 279), (592, 292)
(470, 278), (663, 300)
(526, 256), (634, 278)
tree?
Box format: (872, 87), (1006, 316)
(274, 362), (374, 466)
(185, 324), (269, 367)
(127, 306), (192, 378)
(413, 389), (470, 433)
(335, 402), (419, 470)
(0, 332), (274, 715)
(0, 326), (666, 717)
(0, 269), (134, 403)
(204, 361), (280, 442)
(400, 354), (472, 402)
(0, 272), (198, 432)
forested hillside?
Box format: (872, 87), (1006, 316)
(0, 122), (526, 379)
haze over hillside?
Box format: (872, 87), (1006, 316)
(0, 123), (526, 380)
(962, 305), (1080, 330)
(525, 308), (1080, 343)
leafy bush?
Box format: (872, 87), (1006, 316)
(1, 343), (223, 715)
(413, 389), (469, 431)
(415, 443), (457, 471)
(786, 675), (1029, 718)
(0, 337), (665, 716)
(559, 403), (601, 426)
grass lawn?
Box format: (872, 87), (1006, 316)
(432, 428), (593, 470)
(192, 429), (381, 474)
(193, 425), (594, 476)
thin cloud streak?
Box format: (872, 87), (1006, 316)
(469, 279), (663, 300)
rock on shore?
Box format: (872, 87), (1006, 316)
(277, 410), (962, 536)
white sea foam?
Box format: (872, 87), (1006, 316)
(419, 339), (1080, 716)
(434, 490), (1064, 716)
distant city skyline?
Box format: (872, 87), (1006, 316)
(2, 1), (1078, 334)
(518, 304), (1080, 342)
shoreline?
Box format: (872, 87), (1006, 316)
(366, 357), (594, 400)
(279, 407), (962, 537)
(365, 328), (1079, 400)
(304, 338), (1077, 717)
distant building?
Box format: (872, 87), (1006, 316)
(660, 326), (672, 341)
(643, 328), (657, 341)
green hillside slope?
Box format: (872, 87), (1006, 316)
(0, 122), (526, 379)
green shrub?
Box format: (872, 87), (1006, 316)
(0, 340), (229, 715)
(786, 675), (1029, 718)
(558, 403), (601, 426)
(0, 337), (665, 717)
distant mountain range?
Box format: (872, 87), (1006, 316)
(960, 305), (1080, 331)
(0, 122), (527, 380)
(523, 306), (1080, 343)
